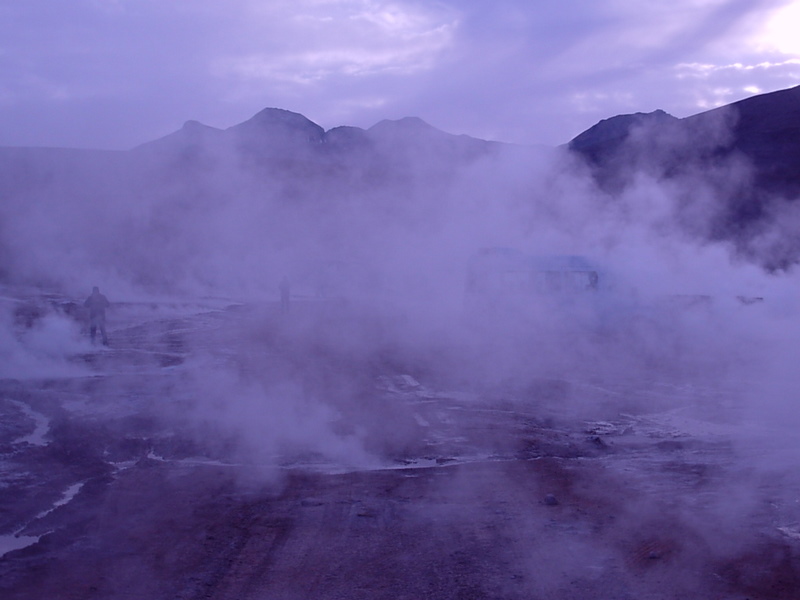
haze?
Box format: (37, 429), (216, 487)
(2, 2), (800, 598)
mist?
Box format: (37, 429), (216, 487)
(2, 102), (800, 598)
(2, 108), (797, 453)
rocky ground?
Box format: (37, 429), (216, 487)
(1, 291), (799, 599)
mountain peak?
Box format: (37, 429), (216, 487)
(568, 109), (677, 152)
(368, 116), (439, 136)
(242, 107), (320, 127)
(133, 119), (221, 152)
(182, 119), (205, 130)
(229, 107), (325, 145)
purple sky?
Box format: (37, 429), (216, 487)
(1, 0), (799, 150)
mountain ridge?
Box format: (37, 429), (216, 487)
(566, 84), (800, 270)
(568, 84), (800, 198)
(1, 85), (799, 279)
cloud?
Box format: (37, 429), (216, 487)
(211, 1), (458, 95)
(671, 59), (800, 109)
(0, 0), (799, 149)
(737, 0), (800, 55)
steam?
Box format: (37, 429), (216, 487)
(1, 109), (798, 479)
(0, 305), (89, 379)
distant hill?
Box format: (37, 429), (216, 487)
(0, 109), (514, 202)
(568, 85), (800, 270)
(568, 85), (800, 197)
(0, 109), (533, 290)
(132, 108), (505, 167)
(568, 109), (679, 163)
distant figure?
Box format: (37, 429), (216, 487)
(84, 286), (110, 345)
(280, 276), (291, 314)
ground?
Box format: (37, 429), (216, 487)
(1, 290), (799, 599)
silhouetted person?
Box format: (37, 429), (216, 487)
(84, 286), (110, 345)
(280, 276), (291, 314)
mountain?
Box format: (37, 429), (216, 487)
(133, 109), (499, 162)
(567, 85), (800, 269)
(0, 108), (511, 213)
(568, 86), (800, 197)
(683, 85), (800, 194)
(0, 108), (527, 290)
(119, 108), (514, 193)
(567, 109), (679, 161)
(568, 85), (800, 197)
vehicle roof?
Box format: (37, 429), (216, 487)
(471, 248), (598, 272)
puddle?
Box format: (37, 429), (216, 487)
(0, 481), (85, 558)
(8, 400), (50, 446)
(0, 533), (42, 557)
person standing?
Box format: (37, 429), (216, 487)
(280, 276), (291, 314)
(84, 286), (110, 345)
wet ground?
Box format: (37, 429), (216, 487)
(1, 292), (799, 599)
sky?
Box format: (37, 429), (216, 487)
(1, 0), (799, 150)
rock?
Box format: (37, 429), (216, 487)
(588, 435), (607, 448)
(544, 494), (559, 506)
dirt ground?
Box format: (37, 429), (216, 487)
(1, 295), (799, 599)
